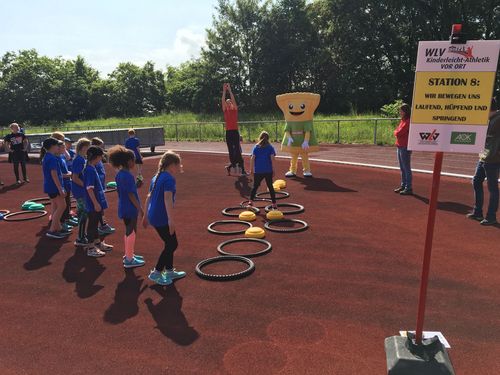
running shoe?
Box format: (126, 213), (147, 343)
(123, 257), (146, 269)
(399, 188), (413, 196)
(148, 269), (172, 286)
(87, 246), (106, 257)
(46, 231), (68, 239)
(466, 212), (484, 222)
(74, 237), (89, 247)
(394, 186), (404, 193)
(16, 180), (22, 185)
(61, 223), (73, 232)
(66, 219), (79, 227)
(480, 218), (497, 226)
(225, 165), (231, 176)
(163, 268), (186, 280)
(24, 178), (30, 183)
(97, 241), (113, 252)
(122, 254), (144, 260)
(285, 171), (296, 178)
(98, 224), (115, 234)
(303, 172), (313, 178)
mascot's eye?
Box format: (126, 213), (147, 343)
(288, 104), (294, 110)
(300, 104), (305, 110)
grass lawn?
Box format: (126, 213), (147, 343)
(1, 112), (400, 145)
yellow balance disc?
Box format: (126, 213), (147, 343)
(272, 184), (281, 191)
(266, 210), (284, 221)
(273, 179), (287, 189)
(245, 227), (266, 239)
(239, 211), (256, 222)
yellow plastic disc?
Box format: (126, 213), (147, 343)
(266, 210), (284, 221)
(273, 179), (287, 189)
(245, 227), (266, 239)
(272, 184), (281, 191)
(239, 211), (256, 222)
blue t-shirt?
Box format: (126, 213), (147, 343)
(71, 155), (86, 199)
(125, 137), (142, 161)
(252, 144), (276, 174)
(42, 152), (63, 195)
(84, 164), (108, 212)
(66, 149), (76, 171)
(59, 155), (72, 192)
(96, 160), (106, 187)
(116, 169), (139, 219)
(147, 171), (176, 227)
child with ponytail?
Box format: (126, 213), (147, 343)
(248, 131), (278, 209)
(143, 151), (185, 286)
(108, 145), (145, 268)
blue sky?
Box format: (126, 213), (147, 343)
(0, 0), (217, 75)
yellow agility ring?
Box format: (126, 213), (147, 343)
(245, 227), (266, 239)
(274, 179), (286, 189)
(266, 210), (284, 221)
(239, 211), (256, 222)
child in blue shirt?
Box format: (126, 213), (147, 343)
(143, 151), (185, 286)
(248, 131), (277, 208)
(108, 145), (145, 269)
(42, 137), (69, 239)
(91, 137), (115, 235)
(72, 138), (91, 247)
(125, 129), (144, 186)
(84, 146), (113, 257)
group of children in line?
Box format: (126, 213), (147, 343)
(40, 129), (185, 286)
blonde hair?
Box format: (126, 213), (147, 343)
(76, 137), (91, 154)
(148, 151), (181, 197)
(9, 123), (20, 131)
(128, 128), (136, 136)
(51, 131), (65, 141)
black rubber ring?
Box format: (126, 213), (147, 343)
(240, 199), (272, 209)
(264, 203), (304, 214)
(217, 238), (272, 258)
(207, 220), (253, 235)
(264, 219), (309, 233)
(222, 206), (260, 217)
(3, 210), (48, 222)
(195, 256), (255, 281)
(29, 197), (52, 206)
(0, 209), (11, 215)
(255, 191), (289, 200)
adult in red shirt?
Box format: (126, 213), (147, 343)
(222, 83), (247, 176)
(393, 103), (413, 195)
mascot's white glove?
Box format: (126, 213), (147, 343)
(302, 140), (309, 150)
(287, 137), (294, 147)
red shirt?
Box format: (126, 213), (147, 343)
(224, 108), (238, 131)
(394, 118), (410, 147)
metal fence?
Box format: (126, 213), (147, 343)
(0, 118), (400, 146)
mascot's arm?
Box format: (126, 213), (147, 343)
(302, 131), (310, 149)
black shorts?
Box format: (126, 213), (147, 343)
(48, 192), (60, 199)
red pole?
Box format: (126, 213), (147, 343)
(415, 151), (444, 344)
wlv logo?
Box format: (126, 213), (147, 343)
(419, 130), (440, 145)
(451, 132), (476, 145)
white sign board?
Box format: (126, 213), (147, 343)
(408, 40), (500, 153)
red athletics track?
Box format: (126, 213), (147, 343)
(0, 153), (499, 374)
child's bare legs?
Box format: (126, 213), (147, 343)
(49, 195), (66, 232)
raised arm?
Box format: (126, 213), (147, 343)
(227, 84), (237, 109)
(221, 84), (227, 111)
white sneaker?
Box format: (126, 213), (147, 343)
(303, 172), (313, 178)
(87, 247), (105, 257)
(285, 171), (296, 178)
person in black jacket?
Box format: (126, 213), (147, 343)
(4, 123), (29, 184)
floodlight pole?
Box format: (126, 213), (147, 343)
(415, 151), (444, 344)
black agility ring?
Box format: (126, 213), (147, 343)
(255, 191), (290, 200)
(195, 256), (255, 281)
(3, 210), (48, 222)
(240, 199), (272, 209)
(264, 219), (309, 233)
(29, 197), (52, 206)
(217, 238), (272, 258)
(0, 209), (10, 215)
(264, 203), (305, 214)
(222, 206), (260, 217)
(207, 220), (253, 235)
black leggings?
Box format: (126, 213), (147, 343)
(154, 225), (178, 272)
(123, 217), (137, 236)
(225, 130), (245, 171)
(61, 189), (71, 223)
(250, 173), (276, 203)
(87, 211), (103, 243)
(12, 151), (27, 180)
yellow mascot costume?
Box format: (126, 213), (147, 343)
(276, 92), (320, 178)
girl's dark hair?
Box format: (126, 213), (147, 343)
(400, 103), (411, 119)
(108, 145), (135, 169)
(257, 131), (270, 147)
(39, 137), (62, 162)
(87, 145), (104, 163)
(91, 137), (104, 146)
(148, 151), (181, 198)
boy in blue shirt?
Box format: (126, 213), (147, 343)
(248, 131), (278, 208)
(72, 138), (91, 247)
(125, 129), (144, 186)
(84, 146), (113, 257)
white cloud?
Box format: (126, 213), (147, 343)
(70, 27), (206, 76)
